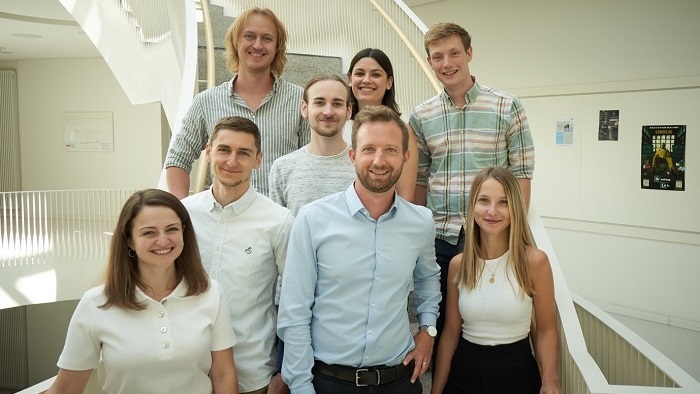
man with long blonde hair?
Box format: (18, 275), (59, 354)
(165, 7), (309, 199)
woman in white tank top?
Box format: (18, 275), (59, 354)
(430, 167), (561, 394)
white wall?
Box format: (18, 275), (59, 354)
(411, 0), (700, 330)
(15, 57), (163, 190)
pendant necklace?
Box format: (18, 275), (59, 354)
(483, 253), (506, 284)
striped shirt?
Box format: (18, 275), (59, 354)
(164, 76), (310, 196)
(409, 78), (535, 245)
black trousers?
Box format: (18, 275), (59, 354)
(442, 337), (541, 394)
(312, 371), (422, 394)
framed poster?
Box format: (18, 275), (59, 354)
(641, 125), (686, 191)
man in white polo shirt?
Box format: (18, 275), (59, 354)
(183, 116), (294, 394)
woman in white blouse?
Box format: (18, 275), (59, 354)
(47, 189), (238, 394)
(431, 167), (561, 394)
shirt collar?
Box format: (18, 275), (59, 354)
(440, 76), (480, 107)
(228, 74), (280, 96)
(134, 278), (188, 303)
(343, 183), (400, 219)
(205, 185), (258, 214)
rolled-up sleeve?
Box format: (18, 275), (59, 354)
(505, 97), (535, 179)
(164, 97), (209, 172)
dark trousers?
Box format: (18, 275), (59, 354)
(442, 337), (541, 394)
(434, 232), (464, 349)
(312, 372), (422, 394)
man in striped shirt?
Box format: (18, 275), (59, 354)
(165, 7), (309, 199)
(408, 22), (535, 343)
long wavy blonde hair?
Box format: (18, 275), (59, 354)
(457, 167), (534, 295)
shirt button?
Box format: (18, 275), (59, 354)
(157, 311), (165, 318)
(368, 330), (372, 334)
(372, 303), (376, 307)
(160, 326), (168, 333)
(162, 341), (170, 349)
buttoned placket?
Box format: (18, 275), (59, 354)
(360, 207), (395, 366)
(155, 298), (174, 358)
(208, 202), (231, 280)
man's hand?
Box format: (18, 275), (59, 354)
(402, 331), (434, 383)
(267, 372), (289, 394)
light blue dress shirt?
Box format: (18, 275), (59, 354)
(277, 184), (441, 394)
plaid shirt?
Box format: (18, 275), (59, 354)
(409, 78), (535, 244)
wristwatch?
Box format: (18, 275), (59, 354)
(419, 325), (437, 337)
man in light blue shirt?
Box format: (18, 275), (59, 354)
(278, 106), (441, 394)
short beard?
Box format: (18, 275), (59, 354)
(356, 165), (402, 193)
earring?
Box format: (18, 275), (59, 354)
(128, 249), (136, 258)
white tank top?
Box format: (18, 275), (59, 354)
(458, 250), (533, 345)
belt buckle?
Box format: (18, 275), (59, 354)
(355, 368), (381, 386)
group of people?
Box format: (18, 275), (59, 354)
(47, 6), (561, 394)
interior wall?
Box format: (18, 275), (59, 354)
(15, 57), (163, 191)
(411, 0), (700, 330)
(26, 300), (78, 385)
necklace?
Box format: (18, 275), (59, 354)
(483, 253), (507, 284)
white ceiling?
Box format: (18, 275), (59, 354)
(0, 0), (100, 61)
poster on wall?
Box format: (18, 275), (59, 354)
(555, 118), (573, 146)
(64, 112), (114, 152)
(641, 125), (686, 191)
(598, 110), (619, 141)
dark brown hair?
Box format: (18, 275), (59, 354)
(347, 48), (400, 119)
(101, 189), (209, 310)
(210, 116), (262, 153)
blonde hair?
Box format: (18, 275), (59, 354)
(457, 167), (534, 295)
(224, 7), (288, 76)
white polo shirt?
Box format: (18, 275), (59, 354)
(57, 279), (236, 394)
(183, 186), (294, 392)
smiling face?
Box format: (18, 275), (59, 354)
(302, 79), (351, 138)
(427, 34), (473, 92)
(207, 128), (262, 190)
(236, 13), (277, 74)
(127, 206), (184, 272)
(473, 178), (511, 237)
(350, 120), (407, 194)
(348, 57), (393, 109)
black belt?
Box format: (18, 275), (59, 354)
(312, 360), (413, 386)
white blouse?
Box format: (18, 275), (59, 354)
(57, 279), (236, 394)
